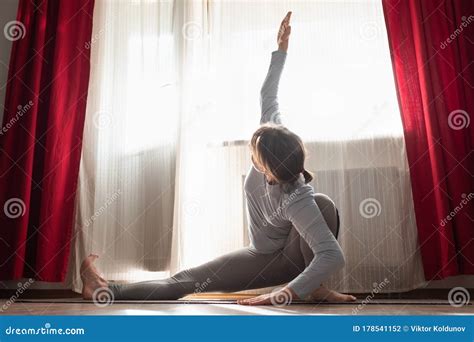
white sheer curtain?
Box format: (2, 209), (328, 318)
(70, 0), (426, 293)
(69, 0), (178, 292)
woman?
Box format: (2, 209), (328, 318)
(81, 12), (356, 305)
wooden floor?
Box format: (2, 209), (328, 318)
(2, 299), (473, 315)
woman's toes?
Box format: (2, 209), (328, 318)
(312, 287), (357, 303)
(341, 294), (357, 302)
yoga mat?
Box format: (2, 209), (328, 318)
(14, 298), (471, 305)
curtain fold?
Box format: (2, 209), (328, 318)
(0, 0), (95, 281)
(382, 0), (474, 279)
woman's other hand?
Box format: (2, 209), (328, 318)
(237, 286), (298, 306)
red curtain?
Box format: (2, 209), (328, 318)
(382, 0), (474, 280)
(0, 0), (95, 281)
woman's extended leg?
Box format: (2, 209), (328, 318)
(83, 246), (304, 301)
(82, 193), (354, 302)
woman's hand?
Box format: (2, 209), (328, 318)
(277, 11), (292, 52)
(237, 286), (298, 306)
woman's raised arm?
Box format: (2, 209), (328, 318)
(260, 12), (292, 125)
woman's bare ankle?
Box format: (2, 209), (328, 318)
(80, 254), (109, 300)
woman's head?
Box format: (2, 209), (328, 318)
(250, 124), (313, 185)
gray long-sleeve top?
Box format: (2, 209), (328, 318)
(244, 50), (346, 299)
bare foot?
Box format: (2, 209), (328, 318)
(80, 254), (108, 300)
(311, 286), (357, 302)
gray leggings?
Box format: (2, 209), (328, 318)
(109, 194), (339, 300)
